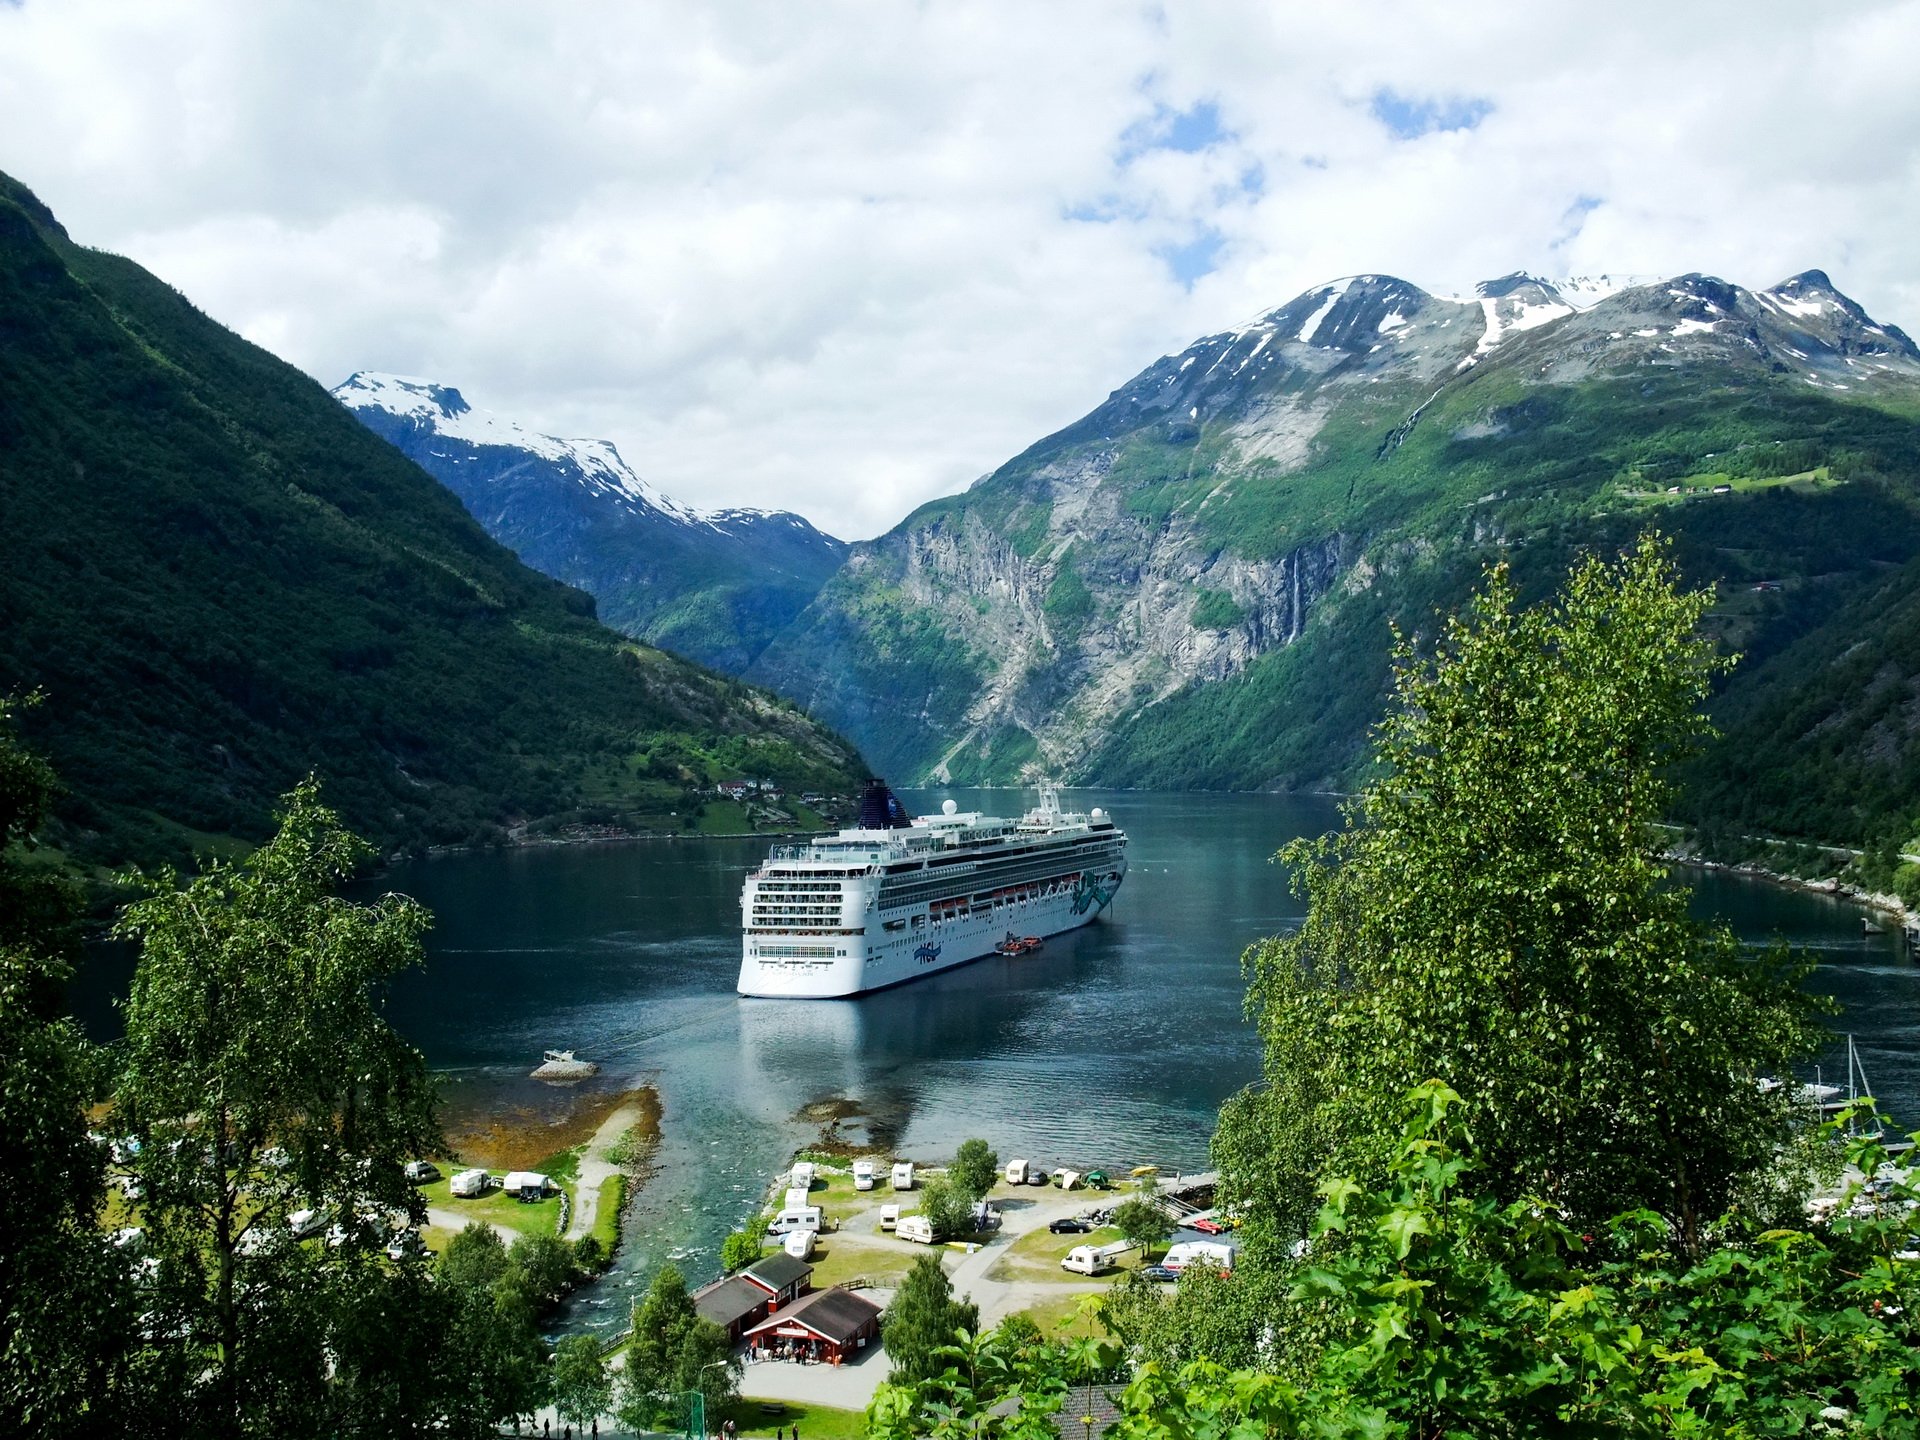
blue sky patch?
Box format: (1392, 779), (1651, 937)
(1119, 99), (1230, 164)
(1369, 89), (1494, 140)
(1158, 225), (1227, 287)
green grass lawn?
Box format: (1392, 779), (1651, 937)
(1009, 1290), (1111, 1338)
(1620, 465), (1838, 507)
(417, 1175), (566, 1240)
(716, 1399), (868, 1440)
(801, 1237), (917, 1289)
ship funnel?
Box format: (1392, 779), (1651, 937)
(858, 778), (910, 830)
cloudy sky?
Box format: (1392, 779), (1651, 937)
(4, 1), (1917, 538)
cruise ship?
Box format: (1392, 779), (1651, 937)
(737, 781), (1128, 998)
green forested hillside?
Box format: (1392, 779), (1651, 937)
(0, 175), (864, 868)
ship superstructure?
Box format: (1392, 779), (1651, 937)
(737, 781), (1127, 998)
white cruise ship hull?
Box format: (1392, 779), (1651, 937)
(736, 786), (1127, 1000)
(738, 871), (1124, 999)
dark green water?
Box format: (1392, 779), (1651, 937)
(69, 788), (1918, 1336)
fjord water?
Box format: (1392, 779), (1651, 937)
(369, 788), (1917, 1334)
(68, 788), (1919, 1336)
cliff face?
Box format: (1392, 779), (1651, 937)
(752, 270), (1920, 799)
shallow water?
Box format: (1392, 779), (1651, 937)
(69, 787), (1919, 1336)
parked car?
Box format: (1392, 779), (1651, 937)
(404, 1160), (441, 1185)
(385, 1230), (426, 1262)
(1140, 1264), (1179, 1282)
(1049, 1217), (1093, 1234)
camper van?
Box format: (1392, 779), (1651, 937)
(790, 1161), (816, 1192)
(1061, 1240), (1137, 1276)
(1004, 1158), (1029, 1185)
(1163, 1240), (1235, 1273)
(891, 1162), (916, 1191)
(879, 1204), (900, 1232)
(853, 1159), (876, 1191)
(448, 1168), (490, 1199)
(896, 1214), (936, 1244)
(766, 1206), (823, 1236)
(782, 1186), (810, 1212)
(783, 1228), (816, 1260)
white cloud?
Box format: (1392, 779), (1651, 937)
(3, 0), (1916, 538)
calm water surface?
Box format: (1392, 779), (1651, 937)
(71, 788), (1920, 1336)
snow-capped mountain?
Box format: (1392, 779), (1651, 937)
(750, 267), (1920, 792)
(333, 373), (846, 675)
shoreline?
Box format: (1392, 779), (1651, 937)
(1668, 852), (1919, 937)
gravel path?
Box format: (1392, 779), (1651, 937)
(565, 1099), (648, 1242)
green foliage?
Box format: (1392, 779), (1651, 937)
(721, 1229), (765, 1273)
(0, 174), (863, 874)
(882, 1255), (981, 1385)
(0, 702), (129, 1433)
(112, 778), (445, 1433)
(1189, 587), (1245, 630)
(1111, 1193), (1173, 1260)
(1218, 540), (1824, 1270)
(550, 1333), (613, 1431)
(882, 1085), (1920, 1438)
(949, 1139), (1000, 1202)
(508, 1232), (580, 1309)
(1044, 562), (1094, 629)
(618, 1264), (740, 1430)
(917, 1174), (975, 1242)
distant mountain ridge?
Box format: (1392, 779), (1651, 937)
(748, 265), (1920, 844)
(0, 174), (864, 868)
(335, 372), (846, 676)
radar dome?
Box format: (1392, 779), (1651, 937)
(942, 799), (958, 816)
(1091, 808), (1106, 820)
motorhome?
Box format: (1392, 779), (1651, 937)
(790, 1162), (816, 1192)
(448, 1168), (490, 1198)
(891, 1162), (915, 1191)
(783, 1228), (816, 1259)
(783, 1186), (810, 1211)
(1061, 1240), (1138, 1276)
(896, 1214), (936, 1244)
(766, 1206), (823, 1236)
(853, 1159), (876, 1191)
(879, 1204), (900, 1231)
(1004, 1158), (1029, 1185)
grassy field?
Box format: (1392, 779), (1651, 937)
(1009, 1289), (1111, 1339)
(800, 1236), (918, 1289)
(417, 1174), (566, 1240)
(1619, 465), (1839, 506)
(716, 1399), (869, 1440)
(591, 1173), (626, 1254)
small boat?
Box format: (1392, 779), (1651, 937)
(543, 1048), (576, 1064)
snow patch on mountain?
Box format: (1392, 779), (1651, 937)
(335, 371), (707, 525)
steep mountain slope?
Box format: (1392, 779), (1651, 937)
(749, 268), (1920, 841)
(0, 174), (863, 869)
(334, 373), (847, 675)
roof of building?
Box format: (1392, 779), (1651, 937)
(742, 1253), (813, 1293)
(692, 1275), (770, 1329)
(742, 1286), (881, 1345)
